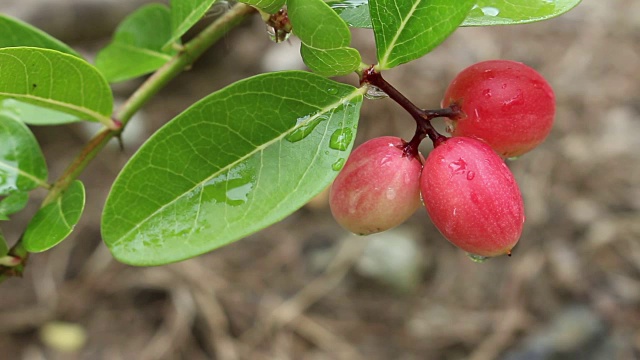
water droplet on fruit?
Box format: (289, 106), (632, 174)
(327, 87), (338, 95)
(329, 128), (353, 150)
(467, 253), (489, 263)
(286, 114), (327, 143)
(480, 6), (500, 16)
(502, 89), (524, 110)
(482, 89), (492, 98)
(266, 25), (291, 42)
(501, 83), (508, 89)
(466, 171), (475, 180)
(364, 85), (388, 100)
(449, 158), (467, 175)
(332, 158), (345, 171)
(385, 188), (396, 200)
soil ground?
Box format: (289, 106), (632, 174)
(1, 1), (639, 359)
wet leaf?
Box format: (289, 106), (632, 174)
(462, 0), (582, 26)
(23, 180), (85, 252)
(0, 47), (114, 127)
(102, 71), (363, 266)
(0, 14), (80, 57)
(370, 0), (475, 69)
(0, 191), (29, 220)
(0, 113), (48, 195)
(96, 4), (178, 83)
(240, 0), (285, 13)
(327, 0), (372, 28)
(164, 0), (217, 49)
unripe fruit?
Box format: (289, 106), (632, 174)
(330, 136), (423, 235)
(442, 60), (555, 158)
(421, 137), (524, 257)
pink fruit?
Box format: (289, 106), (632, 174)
(421, 137), (524, 257)
(330, 136), (423, 235)
(442, 60), (555, 158)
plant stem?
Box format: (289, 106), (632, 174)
(0, 3), (256, 281)
(360, 66), (461, 155)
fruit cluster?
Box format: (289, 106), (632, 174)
(330, 60), (555, 259)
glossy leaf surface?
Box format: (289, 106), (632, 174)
(102, 71), (363, 265)
(0, 99), (78, 126)
(328, 0), (581, 28)
(165, 0), (217, 48)
(0, 47), (113, 126)
(240, 0), (285, 13)
(0, 191), (29, 220)
(0, 113), (47, 195)
(299, 44), (361, 77)
(328, 0), (371, 28)
(0, 14), (80, 57)
(462, 0), (582, 26)
(23, 180), (85, 252)
(370, 0), (474, 69)
(289, 0), (361, 76)
(96, 4), (178, 83)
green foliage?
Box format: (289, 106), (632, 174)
(164, 0), (218, 49)
(240, 0), (285, 13)
(462, 0), (583, 26)
(289, 0), (361, 76)
(23, 180), (85, 252)
(0, 47), (114, 127)
(0, 229), (7, 257)
(0, 113), (48, 195)
(0, 99), (78, 126)
(327, 0), (371, 28)
(0, 191), (29, 221)
(0, 14), (80, 57)
(102, 71), (363, 265)
(370, 0), (475, 70)
(96, 4), (178, 83)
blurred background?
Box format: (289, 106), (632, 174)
(1, 0), (639, 359)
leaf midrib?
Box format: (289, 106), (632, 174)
(110, 87), (365, 246)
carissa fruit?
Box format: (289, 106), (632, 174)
(330, 136), (423, 235)
(442, 60), (555, 158)
(421, 137), (524, 257)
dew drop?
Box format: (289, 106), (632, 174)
(364, 85), (388, 100)
(467, 253), (490, 263)
(482, 89), (492, 98)
(480, 6), (500, 16)
(286, 115), (327, 143)
(327, 87), (338, 95)
(466, 171), (475, 180)
(331, 158), (346, 171)
(329, 128), (353, 151)
(448, 158), (467, 175)
(385, 187), (396, 200)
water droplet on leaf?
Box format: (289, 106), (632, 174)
(332, 158), (346, 171)
(329, 128), (353, 151)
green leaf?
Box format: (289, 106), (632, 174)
(289, 0), (352, 48)
(0, 14), (80, 57)
(102, 71), (364, 266)
(0, 113), (48, 195)
(240, 0), (285, 13)
(96, 4), (178, 83)
(23, 180), (85, 252)
(0, 47), (114, 127)
(0, 99), (78, 126)
(0, 229), (8, 257)
(289, 0), (361, 76)
(462, 0), (582, 26)
(0, 191), (29, 220)
(370, 0), (474, 70)
(327, 0), (372, 28)
(165, 0), (217, 49)
(300, 44), (361, 76)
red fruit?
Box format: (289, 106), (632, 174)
(442, 60), (555, 158)
(421, 137), (524, 257)
(330, 136), (423, 235)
